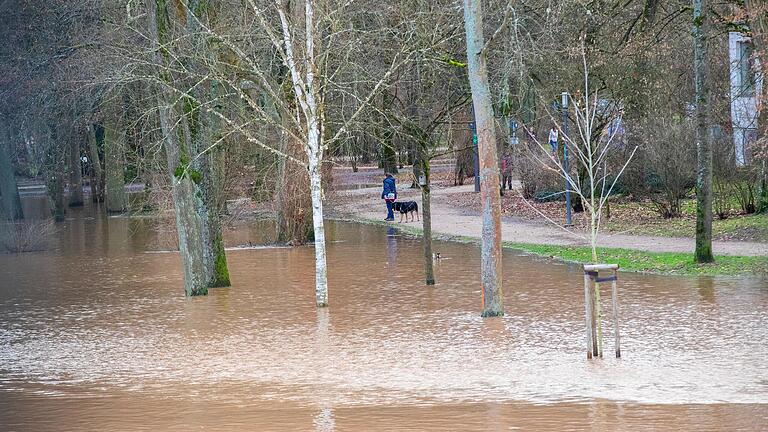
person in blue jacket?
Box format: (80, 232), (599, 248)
(381, 173), (397, 221)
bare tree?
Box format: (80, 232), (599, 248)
(0, 118), (23, 220)
(67, 126), (84, 207)
(693, 0), (713, 263)
(462, 0), (504, 317)
(146, 0), (209, 296)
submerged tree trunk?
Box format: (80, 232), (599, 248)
(277, 0), (329, 306)
(184, 0), (231, 288)
(0, 124), (23, 220)
(308, 140), (328, 307)
(104, 116), (127, 213)
(48, 173), (66, 222)
(87, 124), (104, 202)
(68, 128), (84, 207)
(45, 126), (66, 222)
(463, 0), (504, 317)
(420, 156), (435, 285)
(148, 0), (207, 296)
(693, 0), (714, 263)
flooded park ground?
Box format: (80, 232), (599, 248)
(0, 198), (767, 431)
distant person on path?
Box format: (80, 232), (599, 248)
(500, 152), (513, 194)
(382, 173), (397, 221)
(548, 126), (559, 157)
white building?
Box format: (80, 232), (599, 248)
(728, 32), (763, 166)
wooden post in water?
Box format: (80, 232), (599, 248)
(594, 281), (603, 358)
(583, 272), (594, 359)
(583, 264), (620, 359)
(611, 268), (621, 358)
(590, 279), (599, 358)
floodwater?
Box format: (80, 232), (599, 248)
(1, 198), (767, 431)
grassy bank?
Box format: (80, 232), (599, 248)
(503, 242), (768, 277)
(335, 216), (768, 277)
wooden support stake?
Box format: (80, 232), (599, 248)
(595, 281), (603, 358)
(611, 269), (621, 358)
(583, 272), (593, 359)
(590, 280), (598, 357)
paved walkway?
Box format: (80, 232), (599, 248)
(332, 184), (768, 257)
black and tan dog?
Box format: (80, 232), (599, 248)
(392, 201), (419, 223)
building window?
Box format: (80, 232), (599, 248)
(739, 41), (756, 96)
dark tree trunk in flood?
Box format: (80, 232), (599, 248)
(420, 156), (435, 285)
(67, 128), (84, 207)
(48, 173), (66, 222)
(183, 0), (231, 288)
(45, 126), (66, 222)
(693, 0), (713, 263)
(463, 0), (504, 317)
(87, 124), (104, 202)
(104, 117), (127, 214)
(0, 123), (23, 220)
(148, 0), (207, 296)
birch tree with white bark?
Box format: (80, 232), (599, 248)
(129, 0), (420, 305)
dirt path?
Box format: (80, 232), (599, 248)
(331, 183), (768, 257)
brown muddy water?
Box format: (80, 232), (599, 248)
(1, 198), (767, 431)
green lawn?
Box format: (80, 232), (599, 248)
(504, 242), (768, 277)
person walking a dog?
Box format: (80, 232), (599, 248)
(382, 172), (397, 221)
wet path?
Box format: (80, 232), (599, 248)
(0, 202), (766, 430)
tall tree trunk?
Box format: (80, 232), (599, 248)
(308, 137), (328, 307)
(693, 0), (713, 263)
(420, 155), (435, 285)
(276, 0), (329, 306)
(148, 0), (208, 296)
(745, 0), (768, 211)
(87, 124), (104, 202)
(745, 0), (767, 141)
(104, 116), (127, 213)
(68, 128), (84, 207)
(45, 126), (66, 222)
(463, 0), (504, 317)
(0, 123), (23, 220)
(306, 0), (329, 308)
(184, 0), (231, 288)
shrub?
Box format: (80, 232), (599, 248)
(0, 220), (56, 253)
(516, 149), (561, 200)
(733, 170), (757, 215)
(624, 119), (695, 218)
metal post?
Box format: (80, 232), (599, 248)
(470, 121), (480, 193)
(562, 92), (572, 227)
